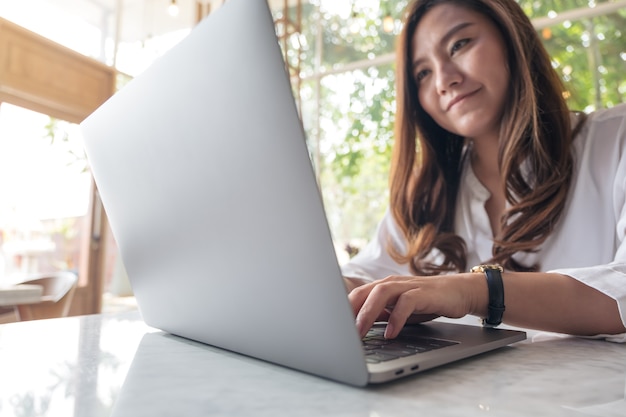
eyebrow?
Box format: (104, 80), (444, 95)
(412, 21), (475, 72)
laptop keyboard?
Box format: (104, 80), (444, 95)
(362, 326), (458, 363)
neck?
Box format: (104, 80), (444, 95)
(469, 134), (501, 179)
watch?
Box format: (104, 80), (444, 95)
(470, 264), (505, 327)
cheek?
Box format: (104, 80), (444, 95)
(418, 86), (448, 127)
(489, 64), (511, 108)
(417, 86), (438, 119)
(478, 46), (510, 98)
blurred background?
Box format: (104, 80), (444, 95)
(0, 0), (624, 316)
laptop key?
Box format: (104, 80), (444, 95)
(363, 329), (459, 362)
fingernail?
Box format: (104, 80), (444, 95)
(355, 315), (366, 337)
(384, 323), (394, 339)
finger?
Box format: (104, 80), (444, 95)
(383, 289), (441, 338)
(383, 290), (421, 339)
(355, 281), (416, 338)
(385, 312), (439, 339)
(347, 282), (375, 317)
(377, 309), (391, 322)
(347, 275), (406, 314)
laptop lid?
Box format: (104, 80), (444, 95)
(82, 0), (369, 386)
(81, 0), (525, 387)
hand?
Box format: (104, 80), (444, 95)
(343, 276), (372, 293)
(348, 273), (485, 339)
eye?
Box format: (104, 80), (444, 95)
(450, 38), (470, 55)
(415, 69), (430, 83)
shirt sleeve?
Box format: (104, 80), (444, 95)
(550, 108), (626, 343)
(340, 209), (412, 281)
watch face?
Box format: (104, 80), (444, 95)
(470, 264), (503, 273)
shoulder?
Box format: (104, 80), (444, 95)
(580, 103), (626, 127)
(570, 104), (626, 179)
(573, 103), (626, 145)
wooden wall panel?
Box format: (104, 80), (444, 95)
(0, 18), (116, 316)
(0, 17), (115, 123)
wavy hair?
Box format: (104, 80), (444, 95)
(389, 0), (578, 274)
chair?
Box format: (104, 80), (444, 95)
(0, 305), (18, 324)
(15, 271), (78, 321)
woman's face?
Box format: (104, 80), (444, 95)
(411, 3), (510, 142)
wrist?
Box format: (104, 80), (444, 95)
(470, 264), (505, 327)
(465, 271), (489, 318)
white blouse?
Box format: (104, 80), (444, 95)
(341, 103), (626, 342)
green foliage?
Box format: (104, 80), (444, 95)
(314, 62), (398, 242)
(530, 1), (626, 110)
(298, 1), (408, 244)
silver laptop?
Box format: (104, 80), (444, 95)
(81, 0), (526, 386)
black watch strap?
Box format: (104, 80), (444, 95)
(470, 264), (505, 327)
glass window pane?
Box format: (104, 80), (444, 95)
(318, 0), (409, 69)
(0, 0), (110, 63)
(0, 103), (91, 285)
(317, 64), (395, 255)
(518, 0), (618, 20)
(539, 9), (626, 111)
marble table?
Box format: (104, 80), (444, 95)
(0, 310), (624, 417)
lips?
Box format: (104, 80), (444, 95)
(446, 89), (480, 111)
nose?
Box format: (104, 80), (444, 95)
(435, 61), (462, 95)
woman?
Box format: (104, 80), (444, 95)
(342, 0), (626, 342)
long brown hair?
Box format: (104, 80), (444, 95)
(389, 0), (576, 274)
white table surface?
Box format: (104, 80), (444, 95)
(0, 310), (625, 417)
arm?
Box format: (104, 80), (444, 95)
(500, 271), (624, 335)
(349, 270), (626, 339)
